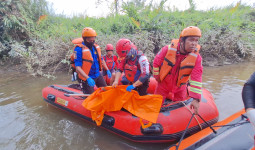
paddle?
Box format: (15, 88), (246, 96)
(64, 93), (90, 97)
(64, 87), (107, 97)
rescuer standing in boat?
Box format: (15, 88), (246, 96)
(242, 72), (255, 126)
(153, 26), (203, 114)
(112, 39), (150, 96)
(102, 44), (118, 85)
(71, 27), (111, 94)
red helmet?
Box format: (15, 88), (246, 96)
(116, 39), (137, 58)
(105, 44), (114, 51)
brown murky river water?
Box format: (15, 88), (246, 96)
(0, 62), (254, 150)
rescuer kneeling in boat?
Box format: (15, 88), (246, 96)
(153, 26), (203, 114)
(242, 72), (255, 127)
(112, 39), (150, 96)
(102, 44), (119, 85)
(71, 27), (111, 94)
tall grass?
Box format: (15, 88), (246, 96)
(0, 0), (254, 77)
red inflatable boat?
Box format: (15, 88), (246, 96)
(42, 78), (219, 143)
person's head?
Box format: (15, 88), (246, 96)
(179, 26), (201, 54)
(105, 44), (114, 56)
(82, 27), (97, 48)
(116, 38), (137, 60)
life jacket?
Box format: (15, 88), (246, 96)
(124, 51), (142, 82)
(70, 43), (102, 81)
(103, 55), (115, 70)
(159, 39), (200, 87)
(70, 53), (76, 70)
(70, 38), (83, 71)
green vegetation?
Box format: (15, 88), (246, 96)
(0, 0), (254, 77)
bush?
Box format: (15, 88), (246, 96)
(1, 0), (254, 77)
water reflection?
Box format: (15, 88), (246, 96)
(203, 62), (255, 120)
(0, 62), (254, 149)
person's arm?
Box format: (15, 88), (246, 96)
(242, 72), (255, 111)
(189, 54), (203, 101)
(102, 58), (112, 78)
(153, 46), (168, 82)
(133, 56), (150, 87)
(102, 58), (109, 70)
(189, 54), (203, 114)
(114, 55), (119, 69)
(74, 47), (89, 80)
(112, 59), (125, 87)
(75, 66), (89, 79)
(112, 71), (122, 87)
(242, 72), (255, 126)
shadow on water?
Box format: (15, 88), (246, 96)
(0, 62), (254, 150)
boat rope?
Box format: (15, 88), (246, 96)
(170, 111), (218, 150)
(170, 117), (248, 150)
(181, 101), (203, 130)
(197, 113), (217, 134)
(171, 114), (249, 150)
(212, 121), (249, 128)
(212, 114), (249, 128)
(139, 118), (153, 129)
(171, 113), (195, 150)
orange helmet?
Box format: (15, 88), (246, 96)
(82, 27), (97, 38)
(116, 39), (137, 58)
(105, 44), (114, 51)
(180, 26), (202, 38)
